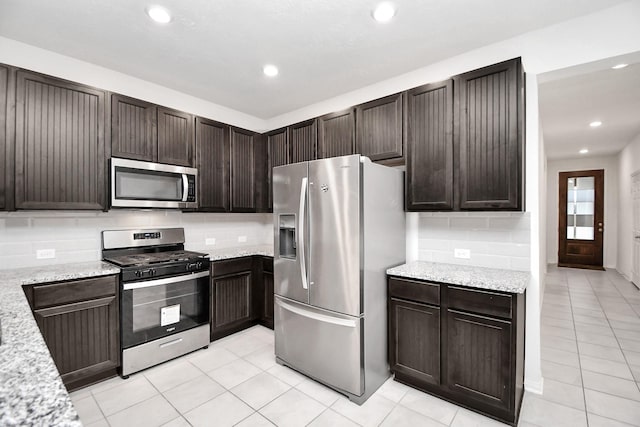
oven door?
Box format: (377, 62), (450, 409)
(111, 157), (197, 209)
(121, 271), (209, 349)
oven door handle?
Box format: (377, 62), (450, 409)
(123, 271), (210, 291)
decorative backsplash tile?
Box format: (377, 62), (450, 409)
(0, 211), (273, 270)
(417, 212), (531, 272)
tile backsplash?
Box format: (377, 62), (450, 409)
(417, 212), (531, 271)
(0, 211), (273, 270)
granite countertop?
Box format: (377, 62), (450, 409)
(0, 261), (120, 426)
(204, 244), (274, 261)
(387, 261), (529, 294)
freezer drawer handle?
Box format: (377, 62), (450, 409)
(276, 298), (357, 328)
(299, 177), (309, 290)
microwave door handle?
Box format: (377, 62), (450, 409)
(181, 174), (189, 202)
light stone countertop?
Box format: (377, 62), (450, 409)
(0, 261), (120, 426)
(203, 244), (274, 261)
(387, 261), (529, 294)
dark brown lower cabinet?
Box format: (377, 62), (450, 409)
(260, 257), (274, 329)
(210, 257), (255, 341)
(388, 276), (525, 426)
(389, 298), (440, 385)
(24, 275), (120, 391)
(209, 256), (275, 341)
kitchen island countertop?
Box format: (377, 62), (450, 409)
(387, 261), (530, 294)
(0, 261), (120, 427)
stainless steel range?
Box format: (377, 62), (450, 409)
(102, 228), (210, 377)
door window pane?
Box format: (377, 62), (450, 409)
(567, 177), (594, 240)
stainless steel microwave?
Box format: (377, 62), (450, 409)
(110, 158), (197, 209)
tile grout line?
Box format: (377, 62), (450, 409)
(584, 272), (640, 395)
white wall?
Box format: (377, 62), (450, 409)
(617, 132), (640, 280)
(0, 37), (267, 133)
(0, 211), (272, 270)
(546, 156), (619, 268)
(267, 1), (640, 130)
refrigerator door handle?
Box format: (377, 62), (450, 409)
(298, 177), (309, 290)
(276, 298), (357, 328)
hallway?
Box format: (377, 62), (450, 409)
(533, 266), (640, 426)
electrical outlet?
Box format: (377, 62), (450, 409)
(205, 238), (216, 246)
(237, 235), (247, 243)
(36, 249), (56, 259)
(454, 248), (471, 259)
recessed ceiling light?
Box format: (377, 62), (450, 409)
(372, 2), (396, 23)
(589, 121), (602, 128)
(579, 148), (589, 154)
(263, 64), (279, 77)
(147, 6), (171, 24)
(612, 63), (628, 69)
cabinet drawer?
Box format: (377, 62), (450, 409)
(448, 286), (512, 319)
(388, 277), (440, 306)
(32, 275), (118, 309)
(211, 257), (254, 277)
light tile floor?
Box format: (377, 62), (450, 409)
(70, 267), (640, 427)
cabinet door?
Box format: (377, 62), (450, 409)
(211, 271), (253, 340)
(33, 295), (119, 390)
(406, 81), (454, 210)
(289, 119), (317, 163)
(0, 64), (14, 211)
(262, 270), (274, 329)
(15, 71), (106, 210)
(317, 109), (355, 159)
(389, 298), (440, 385)
(111, 94), (157, 162)
(266, 128), (289, 211)
(230, 128), (257, 212)
(457, 58), (523, 210)
(157, 106), (194, 167)
(196, 117), (230, 212)
(446, 309), (512, 411)
(356, 93), (403, 163)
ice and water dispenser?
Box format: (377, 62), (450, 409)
(279, 214), (296, 259)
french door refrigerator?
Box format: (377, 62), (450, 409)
(273, 154), (405, 404)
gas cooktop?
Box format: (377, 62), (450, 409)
(103, 250), (208, 267)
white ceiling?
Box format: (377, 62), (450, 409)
(539, 52), (640, 160)
(0, 0), (628, 119)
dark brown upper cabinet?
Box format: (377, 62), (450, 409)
(456, 58), (524, 210)
(230, 127), (259, 212)
(111, 94), (195, 167)
(289, 119), (317, 163)
(15, 70), (107, 210)
(317, 109), (355, 159)
(356, 93), (404, 164)
(406, 80), (454, 211)
(111, 94), (156, 162)
(195, 117), (230, 212)
(0, 64), (14, 211)
(157, 107), (194, 167)
(266, 127), (289, 211)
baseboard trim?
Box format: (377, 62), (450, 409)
(524, 377), (544, 395)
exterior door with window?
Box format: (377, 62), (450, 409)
(558, 170), (604, 269)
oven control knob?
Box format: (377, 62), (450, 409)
(197, 262), (203, 269)
(135, 271), (141, 277)
(150, 269), (156, 276)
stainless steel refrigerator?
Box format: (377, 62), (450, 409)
(273, 154), (405, 404)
